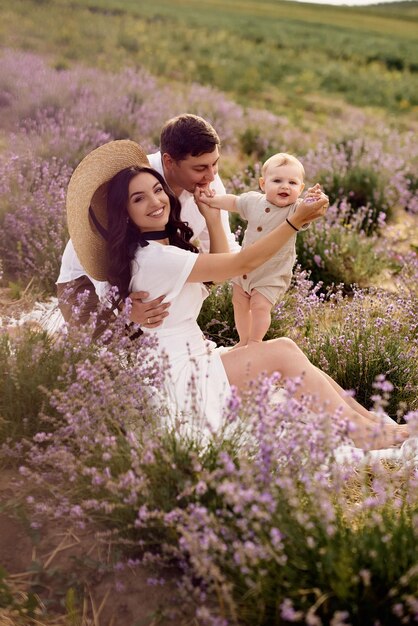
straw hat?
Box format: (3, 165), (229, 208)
(66, 140), (149, 281)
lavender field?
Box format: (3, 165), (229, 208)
(0, 4), (418, 624)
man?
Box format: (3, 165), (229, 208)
(57, 114), (239, 330)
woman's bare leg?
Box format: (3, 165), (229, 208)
(220, 337), (408, 449)
(318, 369), (393, 423)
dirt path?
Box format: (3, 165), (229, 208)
(0, 470), (190, 626)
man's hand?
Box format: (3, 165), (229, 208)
(129, 291), (170, 328)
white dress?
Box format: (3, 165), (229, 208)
(128, 243), (418, 465)
(129, 242), (231, 432)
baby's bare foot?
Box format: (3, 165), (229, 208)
(230, 341), (248, 351)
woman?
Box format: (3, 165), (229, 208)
(67, 140), (408, 450)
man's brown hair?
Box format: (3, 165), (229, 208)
(160, 114), (220, 161)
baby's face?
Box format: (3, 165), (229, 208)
(260, 163), (304, 207)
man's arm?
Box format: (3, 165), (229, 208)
(128, 292), (170, 327)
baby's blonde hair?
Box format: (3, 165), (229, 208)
(261, 153), (305, 179)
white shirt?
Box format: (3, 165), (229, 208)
(57, 151), (239, 296)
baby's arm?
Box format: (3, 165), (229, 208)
(195, 188), (238, 213)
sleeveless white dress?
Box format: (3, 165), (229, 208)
(129, 242), (231, 432)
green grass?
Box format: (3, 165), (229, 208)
(0, 328), (97, 452)
(73, 0), (418, 39)
(1, 0), (418, 120)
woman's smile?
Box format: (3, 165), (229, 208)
(127, 172), (170, 232)
(148, 207), (165, 218)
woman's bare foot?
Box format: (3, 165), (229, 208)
(350, 418), (409, 450)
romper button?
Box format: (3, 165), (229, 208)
(265, 207), (270, 213)
(243, 274), (247, 279)
(257, 226), (263, 232)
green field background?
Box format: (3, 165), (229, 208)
(1, 0), (418, 123)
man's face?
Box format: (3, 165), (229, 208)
(163, 147), (220, 194)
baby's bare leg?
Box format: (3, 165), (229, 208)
(249, 290), (273, 343)
(232, 283), (251, 348)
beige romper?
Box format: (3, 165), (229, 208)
(233, 191), (305, 304)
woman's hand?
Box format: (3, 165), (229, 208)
(194, 188), (230, 253)
(194, 186), (215, 205)
(194, 188), (222, 224)
(304, 183), (324, 203)
(292, 187), (329, 229)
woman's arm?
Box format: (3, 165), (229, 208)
(205, 212), (230, 253)
(195, 192), (231, 254)
(188, 193), (328, 284)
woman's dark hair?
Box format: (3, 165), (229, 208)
(106, 166), (198, 300)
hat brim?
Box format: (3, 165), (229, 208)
(67, 140), (149, 281)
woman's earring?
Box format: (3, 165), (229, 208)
(126, 217), (129, 223)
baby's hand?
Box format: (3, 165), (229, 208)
(194, 188), (223, 221)
(304, 183), (325, 204)
(295, 189), (329, 228)
(194, 187), (214, 201)
(194, 187), (219, 209)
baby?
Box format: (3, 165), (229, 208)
(197, 153), (325, 348)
